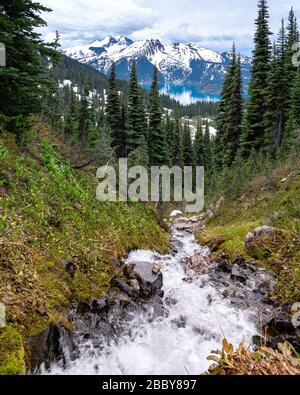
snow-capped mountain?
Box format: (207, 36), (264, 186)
(65, 36), (251, 94)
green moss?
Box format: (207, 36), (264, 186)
(198, 222), (259, 260)
(0, 327), (25, 375)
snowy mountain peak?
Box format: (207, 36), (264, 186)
(115, 35), (134, 46)
(64, 37), (251, 94)
(89, 36), (119, 48)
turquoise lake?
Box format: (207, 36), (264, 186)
(159, 84), (221, 105)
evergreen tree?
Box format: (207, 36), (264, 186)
(161, 117), (172, 166)
(215, 44), (243, 167)
(194, 118), (204, 166)
(215, 44), (237, 168)
(148, 66), (168, 166)
(78, 87), (94, 147)
(126, 62), (147, 154)
(45, 89), (64, 133)
(183, 121), (194, 167)
(165, 114), (174, 153)
(0, 0), (59, 141)
(285, 7), (299, 100)
(264, 23), (289, 154)
(282, 66), (300, 153)
(106, 63), (125, 157)
(241, 0), (272, 155)
(203, 121), (213, 172)
(128, 135), (149, 168)
(96, 124), (114, 165)
(63, 88), (78, 141)
(172, 109), (184, 168)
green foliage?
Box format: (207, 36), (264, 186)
(106, 63), (125, 157)
(264, 22), (289, 155)
(126, 62), (147, 154)
(0, 327), (25, 375)
(215, 45), (243, 168)
(148, 66), (168, 166)
(0, 0), (59, 140)
(183, 121), (194, 167)
(0, 133), (169, 356)
(201, 157), (300, 303)
(194, 119), (204, 166)
(241, 0), (272, 155)
(203, 121), (213, 173)
(128, 135), (150, 168)
(172, 109), (184, 168)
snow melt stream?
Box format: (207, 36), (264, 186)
(43, 225), (257, 375)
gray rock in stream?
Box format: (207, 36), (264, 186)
(111, 277), (139, 298)
(28, 324), (76, 372)
(124, 261), (163, 297)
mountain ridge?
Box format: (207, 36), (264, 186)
(64, 36), (251, 94)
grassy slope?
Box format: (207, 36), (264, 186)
(198, 158), (300, 305)
(0, 127), (169, 374)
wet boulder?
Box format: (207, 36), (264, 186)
(28, 324), (75, 372)
(111, 277), (139, 298)
(186, 253), (211, 274)
(124, 261), (163, 297)
(143, 296), (166, 320)
(215, 259), (232, 274)
(231, 264), (247, 284)
(245, 226), (283, 258)
(76, 301), (92, 315)
(91, 298), (109, 315)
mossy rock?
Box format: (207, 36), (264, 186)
(245, 229), (285, 260)
(0, 326), (26, 375)
(198, 222), (259, 260)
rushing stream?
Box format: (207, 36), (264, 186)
(41, 218), (260, 375)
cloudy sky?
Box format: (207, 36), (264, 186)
(39, 0), (300, 55)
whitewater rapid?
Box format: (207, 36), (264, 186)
(43, 224), (258, 375)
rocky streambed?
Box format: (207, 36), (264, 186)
(31, 214), (300, 375)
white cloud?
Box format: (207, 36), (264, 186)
(39, 0), (300, 54)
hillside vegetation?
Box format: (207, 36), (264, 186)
(0, 126), (169, 374)
(199, 157), (300, 304)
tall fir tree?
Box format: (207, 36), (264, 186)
(78, 87), (96, 147)
(106, 63), (125, 157)
(194, 118), (204, 166)
(0, 0), (59, 141)
(224, 54), (243, 166)
(148, 66), (168, 166)
(241, 0), (272, 156)
(216, 45), (243, 167)
(63, 87), (78, 141)
(203, 121), (213, 172)
(172, 109), (184, 168)
(215, 44), (237, 168)
(264, 22), (289, 154)
(183, 121), (194, 167)
(165, 114), (174, 152)
(285, 7), (299, 102)
(282, 66), (300, 154)
(126, 62), (147, 154)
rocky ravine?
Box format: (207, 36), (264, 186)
(30, 213), (300, 375)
